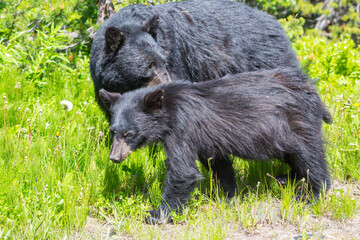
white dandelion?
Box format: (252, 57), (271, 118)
(60, 100), (73, 111)
(98, 131), (104, 139)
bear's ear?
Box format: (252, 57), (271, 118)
(99, 89), (121, 110)
(142, 14), (160, 38)
(104, 27), (123, 54)
(143, 89), (164, 111)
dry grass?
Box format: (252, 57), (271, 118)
(69, 180), (360, 240)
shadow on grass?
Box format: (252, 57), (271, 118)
(101, 143), (166, 201)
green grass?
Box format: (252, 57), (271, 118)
(1, 26), (360, 240)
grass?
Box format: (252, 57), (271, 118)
(1, 30), (360, 240)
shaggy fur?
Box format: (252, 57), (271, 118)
(99, 68), (331, 224)
(91, 0), (300, 117)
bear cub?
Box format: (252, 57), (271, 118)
(99, 67), (332, 224)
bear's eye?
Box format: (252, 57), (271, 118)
(123, 131), (132, 138)
(147, 62), (155, 71)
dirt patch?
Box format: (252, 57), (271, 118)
(73, 180), (359, 239)
(229, 180), (360, 240)
(229, 217), (360, 240)
(69, 217), (118, 240)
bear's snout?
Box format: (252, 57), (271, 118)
(109, 137), (132, 163)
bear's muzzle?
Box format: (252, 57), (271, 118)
(109, 137), (132, 163)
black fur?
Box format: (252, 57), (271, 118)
(91, 0), (300, 117)
(99, 68), (331, 224)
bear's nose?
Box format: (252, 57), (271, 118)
(109, 137), (133, 163)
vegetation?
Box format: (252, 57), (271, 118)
(0, 0), (359, 239)
(251, 0), (360, 42)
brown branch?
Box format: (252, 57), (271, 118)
(96, 0), (116, 24)
(72, 0), (83, 12)
(315, 0), (334, 31)
(56, 40), (83, 52)
(27, 17), (43, 33)
(15, 0), (22, 8)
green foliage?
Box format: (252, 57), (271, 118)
(0, 0), (97, 39)
(293, 35), (360, 180)
(0, 0), (97, 90)
(0, 60), (102, 237)
(294, 0), (360, 39)
(254, 0), (296, 14)
(252, 0), (360, 41)
(328, 188), (357, 221)
(279, 15), (305, 43)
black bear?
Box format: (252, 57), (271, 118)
(99, 67), (331, 224)
(91, 0), (300, 116)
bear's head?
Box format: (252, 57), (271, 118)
(99, 14), (171, 94)
(99, 88), (168, 163)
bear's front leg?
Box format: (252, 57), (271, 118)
(145, 208), (172, 225)
(145, 153), (200, 224)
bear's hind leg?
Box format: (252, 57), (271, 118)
(199, 155), (237, 198)
(284, 149), (330, 199)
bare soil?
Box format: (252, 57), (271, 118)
(70, 180), (360, 240)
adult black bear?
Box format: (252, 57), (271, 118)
(91, 0), (300, 116)
(99, 68), (331, 224)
